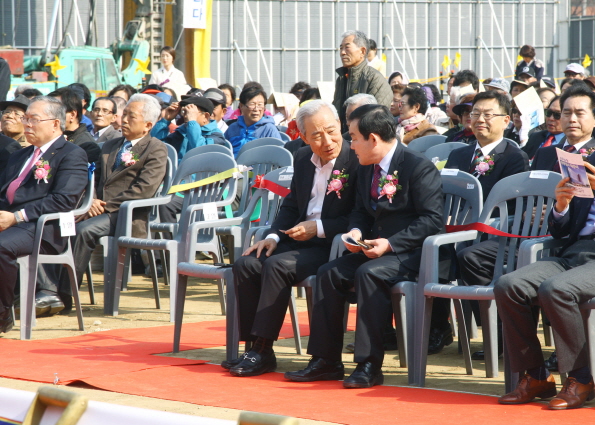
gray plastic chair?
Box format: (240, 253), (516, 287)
(279, 132), (291, 143)
(165, 143), (178, 178)
(17, 169), (95, 340)
(108, 152), (238, 321)
(173, 167), (293, 357)
(406, 135), (447, 153)
(424, 142), (468, 161)
(237, 137), (285, 158)
(410, 170), (562, 388)
(277, 125), (288, 133)
(184, 144), (233, 159)
(388, 171), (483, 369)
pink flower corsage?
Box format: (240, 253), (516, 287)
(33, 159), (51, 184)
(579, 147), (595, 158)
(474, 155), (495, 176)
(121, 151), (139, 167)
(326, 169), (349, 199)
(378, 171), (402, 203)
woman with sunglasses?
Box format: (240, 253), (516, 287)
(522, 97), (566, 161)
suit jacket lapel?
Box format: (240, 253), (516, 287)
(320, 140), (349, 217)
(20, 137), (67, 187)
(106, 135), (152, 183)
(1, 146), (34, 193)
(375, 143), (404, 216)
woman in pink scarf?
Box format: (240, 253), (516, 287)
(396, 86), (438, 145)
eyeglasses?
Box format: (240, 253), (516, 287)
(243, 103), (265, 110)
(92, 108), (114, 115)
(545, 109), (562, 120)
(20, 116), (56, 125)
(1, 110), (25, 119)
(469, 112), (507, 120)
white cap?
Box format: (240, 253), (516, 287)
(565, 63), (585, 75)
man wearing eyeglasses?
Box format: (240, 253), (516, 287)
(90, 97), (121, 144)
(435, 91), (529, 355)
(0, 95), (30, 148)
(523, 97), (566, 162)
(0, 96), (88, 333)
(0, 97), (26, 172)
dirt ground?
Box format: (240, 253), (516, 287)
(0, 266), (561, 423)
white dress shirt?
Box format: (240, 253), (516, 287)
(474, 138), (503, 158)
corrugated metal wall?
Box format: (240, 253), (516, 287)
(0, 0), (123, 55)
(211, 0), (566, 95)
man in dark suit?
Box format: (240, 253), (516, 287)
(495, 86), (595, 410)
(523, 96), (566, 162)
(225, 100), (359, 377)
(90, 97), (121, 144)
(0, 96), (88, 333)
(285, 104), (444, 387)
(58, 93), (167, 296)
(0, 133), (21, 172)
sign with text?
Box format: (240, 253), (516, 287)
(183, 0), (207, 29)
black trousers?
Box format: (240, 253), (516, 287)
(494, 240), (595, 374)
(0, 225), (58, 312)
(233, 240), (330, 342)
(307, 252), (417, 366)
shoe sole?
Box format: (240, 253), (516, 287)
(229, 362), (277, 377)
(284, 372), (345, 382)
(343, 374), (384, 389)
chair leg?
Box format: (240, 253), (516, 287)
(161, 250), (170, 287)
(410, 294), (433, 387)
(288, 291), (302, 355)
(586, 309), (595, 380)
(85, 263), (95, 305)
(392, 289), (408, 368)
(168, 248), (178, 323)
(121, 249), (131, 292)
(450, 300), (458, 338)
(66, 263), (85, 332)
(453, 299), (473, 375)
(479, 299), (499, 378)
(108, 245), (128, 316)
(225, 268), (239, 361)
(173, 274), (189, 353)
(18, 259), (32, 340)
(147, 249), (161, 309)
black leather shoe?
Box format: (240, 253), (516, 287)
(0, 309), (13, 334)
(427, 327), (453, 355)
(15, 291), (65, 317)
(343, 362), (384, 388)
(545, 351), (558, 372)
(221, 353), (248, 370)
(229, 350), (276, 377)
(284, 357), (344, 382)
(471, 350), (504, 360)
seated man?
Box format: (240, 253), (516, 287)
(203, 88), (229, 133)
(90, 97), (121, 143)
(224, 100), (359, 377)
(523, 96), (566, 162)
(285, 104), (444, 387)
(0, 96), (88, 332)
(58, 94), (167, 294)
(494, 89), (595, 409)
(0, 95), (30, 147)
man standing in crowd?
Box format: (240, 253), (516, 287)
(0, 96), (88, 332)
(224, 100), (359, 377)
(495, 86), (595, 409)
(285, 105), (444, 387)
(90, 97), (121, 143)
(333, 30), (391, 132)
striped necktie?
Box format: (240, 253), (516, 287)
(370, 164), (381, 202)
(470, 148), (483, 173)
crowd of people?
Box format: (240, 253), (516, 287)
(1, 30), (595, 411)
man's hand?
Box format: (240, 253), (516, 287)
(163, 102), (180, 121)
(281, 221), (317, 241)
(87, 199), (107, 218)
(0, 211), (17, 232)
(242, 238), (277, 258)
(554, 177), (575, 213)
(344, 229), (363, 253)
(362, 238), (392, 259)
(183, 104), (201, 122)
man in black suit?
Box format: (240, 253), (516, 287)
(495, 87), (595, 409)
(285, 104), (444, 387)
(226, 100), (359, 377)
(523, 96), (566, 162)
(0, 96), (88, 333)
(0, 133), (21, 173)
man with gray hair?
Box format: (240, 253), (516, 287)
(333, 30), (392, 132)
(0, 96), (88, 332)
(343, 93), (378, 140)
(58, 93), (167, 307)
(223, 99), (360, 377)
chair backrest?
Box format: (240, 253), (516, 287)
(222, 139), (233, 151)
(425, 142), (468, 161)
(407, 135), (447, 153)
(277, 125), (288, 133)
(183, 144), (233, 161)
(477, 170), (562, 282)
(236, 145), (293, 213)
(441, 172), (483, 226)
(165, 143), (178, 182)
(237, 137), (285, 157)
(72, 169), (96, 217)
(279, 132), (291, 143)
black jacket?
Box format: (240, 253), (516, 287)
(64, 124), (101, 163)
(523, 130), (566, 161)
(0, 134), (22, 175)
(531, 138), (595, 172)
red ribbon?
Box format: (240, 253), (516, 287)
(260, 179), (290, 197)
(445, 222), (550, 238)
(252, 174), (264, 189)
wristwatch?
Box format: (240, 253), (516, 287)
(14, 211), (24, 224)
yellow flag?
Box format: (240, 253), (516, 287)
(583, 54), (592, 68)
(382, 53), (387, 63)
(134, 57), (152, 75)
(454, 52), (462, 69)
(517, 55), (523, 64)
(44, 55), (67, 77)
(441, 55), (451, 70)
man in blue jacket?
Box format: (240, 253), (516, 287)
(151, 95), (226, 162)
(224, 86), (281, 157)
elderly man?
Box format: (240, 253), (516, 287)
(223, 100), (360, 377)
(90, 97), (121, 143)
(495, 85), (595, 410)
(0, 96), (88, 332)
(343, 93), (377, 140)
(286, 105), (444, 387)
(564, 64), (586, 80)
(333, 30), (391, 132)
(0, 95), (30, 148)
(59, 94), (167, 295)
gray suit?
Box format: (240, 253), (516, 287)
(93, 125), (121, 144)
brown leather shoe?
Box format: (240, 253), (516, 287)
(548, 377), (595, 410)
(498, 374), (557, 404)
